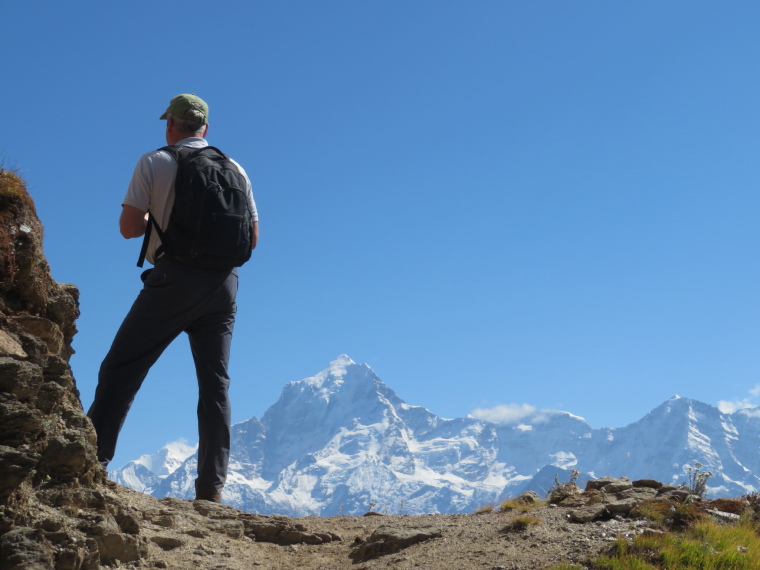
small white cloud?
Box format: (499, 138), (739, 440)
(719, 384), (760, 413)
(717, 399), (756, 414)
(516, 424), (533, 431)
(738, 407), (760, 419)
(471, 403), (537, 424)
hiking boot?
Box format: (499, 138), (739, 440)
(194, 493), (222, 503)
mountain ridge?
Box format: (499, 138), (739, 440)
(111, 355), (760, 515)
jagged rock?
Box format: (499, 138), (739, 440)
(94, 533), (149, 565)
(605, 480), (633, 494)
(0, 395), (46, 448)
(77, 513), (120, 537)
(0, 446), (40, 502)
(192, 499), (241, 519)
(10, 316), (64, 355)
(204, 519), (245, 539)
(616, 487), (658, 502)
(349, 525), (443, 561)
(0, 358), (44, 402)
(114, 514), (140, 535)
(606, 498), (638, 514)
(515, 490), (542, 504)
(0, 331), (26, 358)
(569, 504), (607, 523)
(585, 476), (631, 494)
(706, 509), (741, 523)
(656, 487), (694, 502)
(633, 479), (662, 490)
(585, 477), (620, 491)
(38, 432), (93, 482)
(184, 528), (209, 538)
(558, 493), (593, 508)
(152, 514), (178, 528)
(150, 536), (185, 550)
(242, 514), (341, 545)
(0, 527), (53, 570)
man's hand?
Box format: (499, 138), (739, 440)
(251, 221), (259, 250)
(120, 205), (148, 239)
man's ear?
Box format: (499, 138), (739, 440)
(202, 124), (209, 137)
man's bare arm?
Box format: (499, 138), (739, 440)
(251, 221), (259, 250)
(120, 205), (148, 239)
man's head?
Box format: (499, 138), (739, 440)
(160, 93), (209, 143)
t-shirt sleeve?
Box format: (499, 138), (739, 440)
(247, 178), (259, 223)
(122, 153), (154, 212)
(230, 158), (258, 222)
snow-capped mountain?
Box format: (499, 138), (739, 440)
(110, 440), (197, 493)
(111, 355), (760, 515)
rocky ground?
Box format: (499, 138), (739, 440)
(0, 478), (668, 570)
(5, 472), (745, 570)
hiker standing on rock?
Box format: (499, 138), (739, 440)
(88, 94), (258, 503)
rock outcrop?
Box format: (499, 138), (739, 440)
(0, 169), (108, 567)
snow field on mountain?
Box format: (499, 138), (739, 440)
(113, 357), (760, 515)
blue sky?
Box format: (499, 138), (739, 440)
(4, 1), (760, 470)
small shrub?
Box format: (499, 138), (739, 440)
(630, 498), (706, 532)
(742, 492), (760, 524)
(684, 462), (712, 499)
(630, 500), (669, 526)
(475, 504), (494, 515)
(500, 499), (539, 513)
(547, 469), (581, 504)
(501, 515), (540, 533)
(706, 498), (747, 515)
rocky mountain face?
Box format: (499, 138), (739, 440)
(113, 355), (760, 517)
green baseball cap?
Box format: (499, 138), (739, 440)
(159, 93), (209, 124)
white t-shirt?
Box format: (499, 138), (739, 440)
(123, 137), (258, 264)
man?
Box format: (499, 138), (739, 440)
(88, 94), (258, 502)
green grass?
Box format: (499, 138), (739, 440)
(592, 519), (760, 569)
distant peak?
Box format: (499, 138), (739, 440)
(301, 355), (357, 389)
(325, 355), (355, 376)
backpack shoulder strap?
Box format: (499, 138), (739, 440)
(135, 146), (183, 268)
(136, 213), (166, 267)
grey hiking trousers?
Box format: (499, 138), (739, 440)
(88, 256), (238, 496)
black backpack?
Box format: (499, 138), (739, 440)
(137, 145), (253, 270)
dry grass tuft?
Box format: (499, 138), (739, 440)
(500, 499), (540, 513)
(501, 515), (541, 533)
